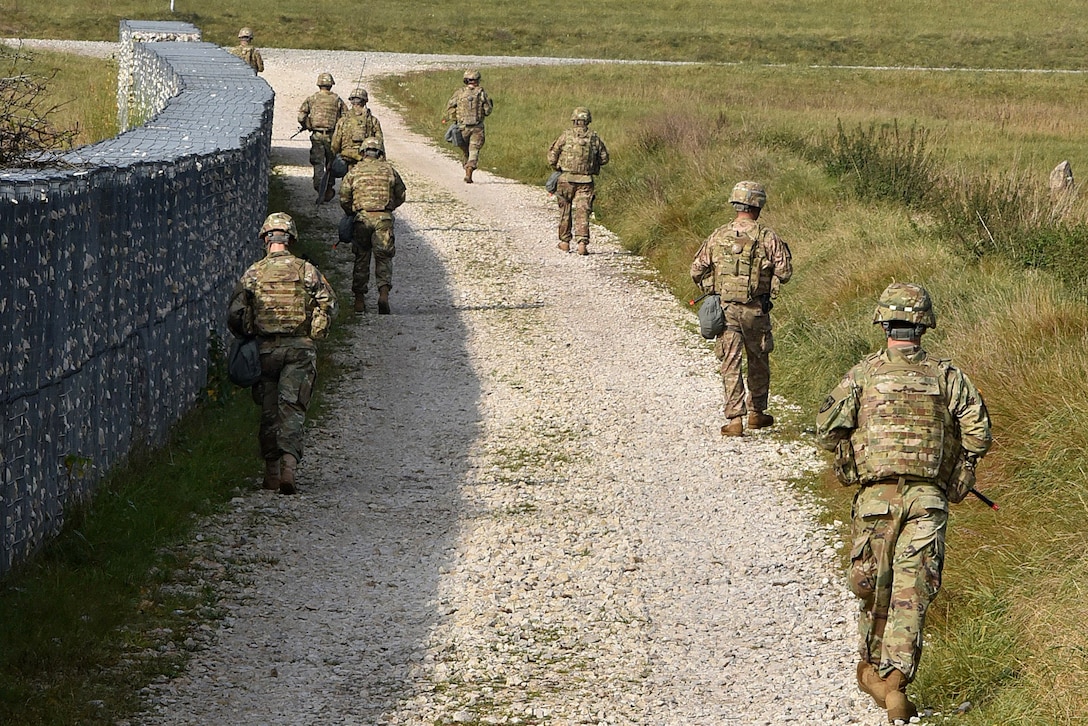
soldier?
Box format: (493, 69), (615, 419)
(228, 213), (337, 495)
(298, 73), (347, 200)
(690, 181), (792, 436)
(331, 87), (384, 168)
(445, 69), (493, 183)
(227, 27), (264, 73)
(339, 138), (407, 315)
(815, 283), (992, 723)
(547, 107), (610, 255)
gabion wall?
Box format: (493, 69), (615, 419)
(0, 21), (274, 577)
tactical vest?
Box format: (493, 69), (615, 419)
(853, 355), (959, 483)
(456, 88), (487, 126)
(252, 256), (311, 336)
(307, 92), (341, 131)
(558, 130), (602, 176)
(713, 226), (769, 304)
(348, 161), (396, 212)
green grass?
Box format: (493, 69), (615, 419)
(5, 0), (1088, 68)
(381, 62), (1088, 723)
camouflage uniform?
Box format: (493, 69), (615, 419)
(445, 70), (493, 180)
(227, 232), (337, 473)
(815, 326), (991, 686)
(332, 95), (384, 165)
(298, 77), (347, 192)
(339, 149), (407, 303)
(690, 215), (792, 426)
(547, 108), (609, 253)
(227, 28), (263, 73)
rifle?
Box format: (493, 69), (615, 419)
(970, 488), (999, 510)
(289, 127), (305, 140)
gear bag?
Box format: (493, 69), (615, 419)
(444, 123), (464, 146)
(227, 337), (261, 387)
(694, 292), (726, 339)
(545, 170), (561, 193)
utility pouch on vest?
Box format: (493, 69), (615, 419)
(694, 292), (726, 339)
(227, 337), (261, 387)
(945, 453), (975, 504)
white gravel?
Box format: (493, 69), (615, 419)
(17, 41), (893, 725)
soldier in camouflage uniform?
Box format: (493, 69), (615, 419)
(445, 69), (493, 183)
(227, 27), (264, 73)
(690, 181), (792, 436)
(339, 138), (407, 315)
(298, 73), (347, 199)
(331, 87), (384, 168)
(547, 107), (610, 255)
(815, 283), (992, 723)
(228, 213), (337, 494)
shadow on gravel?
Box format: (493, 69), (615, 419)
(289, 199), (483, 721)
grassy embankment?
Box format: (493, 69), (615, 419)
(381, 63), (1088, 724)
(4, 0), (1088, 69)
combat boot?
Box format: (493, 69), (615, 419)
(279, 454), (298, 495)
(557, 241), (571, 252)
(748, 412), (775, 429)
(856, 661), (887, 709)
(720, 417), (743, 437)
(377, 286), (391, 315)
(576, 240), (588, 255)
(464, 165), (474, 183)
(883, 669), (917, 723)
(262, 459), (280, 490)
(353, 296), (366, 314)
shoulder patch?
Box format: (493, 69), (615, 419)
(819, 395), (836, 414)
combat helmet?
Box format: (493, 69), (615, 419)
(873, 282), (937, 330)
(729, 181), (767, 210)
(260, 212), (298, 242)
(237, 27), (254, 39)
(317, 72), (335, 88)
(571, 107), (592, 124)
(362, 137), (384, 156)
(348, 87), (369, 103)
(463, 69), (481, 83)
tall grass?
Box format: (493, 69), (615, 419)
(383, 62), (1088, 723)
(5, 0), (1088, 68)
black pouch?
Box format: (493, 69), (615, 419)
(227, 337), (261, 387)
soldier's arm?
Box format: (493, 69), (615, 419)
(690, 238), (715, 286)
(947, 366), (993, 457)
(330, 120), (345, 154)
(297, 99), (310, 129)
(482, 90), (493, 116)
(338, 174), (354, 215)
(547, 134), (564, 168)
(814, 371), (861, 451)
(764, 229), (793, 286)
(227, 279), (255, 338)
(371, 117), (384, 145)
(445, 92), (459, 120)
(253, 49), (264, 73)
(391, 170), (407, 210)
(597, 136), (610, 166)
(307, 267), (337, 340)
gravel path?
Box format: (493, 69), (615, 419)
(19, 41), (888, 725)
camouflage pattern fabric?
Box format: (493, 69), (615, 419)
(814, 344), (993, 682)
(298, 91), (347, 190)
(228, 250), (337, 463)
(446, 85), (493, 168)
(227, 44), (264, 73)
(331, 107), (384, 161)
(848, 480), (947, 681)
(339, 158), (407, 295)
(714, 299), (773, 418)
(692, 220), (790, 304)
(547, 126), (609, 182)
(554, 180), (596, 245)
(691, 217), (792, 418)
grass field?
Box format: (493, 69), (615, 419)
(8, 2), (1088, 723)
(381, 63), (1088, 724)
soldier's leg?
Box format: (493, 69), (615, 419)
(716, 325), (747, 423)
(555, 181), (575, 249)
(738, 304), (773, 414)
(572, 183), (596, 248)
(880, 485), (947, 681)
(466, 125), (485, 169)
(372, 215), (396, 314)
(275, 347), (318, 463)
(351, 219), (376, 302)
(257, 349), (286, 460)
(309, 137), (326, 190)
(849, 485), (900, 670)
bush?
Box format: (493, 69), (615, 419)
(818, 119), (938, 207)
